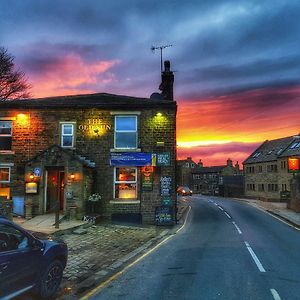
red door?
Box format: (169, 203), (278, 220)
(46, 169), (65, 212)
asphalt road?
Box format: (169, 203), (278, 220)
(86, 195), (300, 300)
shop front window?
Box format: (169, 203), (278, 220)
(0, 167), (10, 183)
(114, 167), (137, 199)
(0, 187), (10, 199)
(0, 121), (12, 151)
(114, 116), (137, 149)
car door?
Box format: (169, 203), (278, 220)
(0, 223), (43, 299)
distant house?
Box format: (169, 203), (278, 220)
(191, 159), (242, 195)
(243, 134), (300, 202)
(176, 157), (197, 188)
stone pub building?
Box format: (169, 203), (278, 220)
(0, 61), (177, 224)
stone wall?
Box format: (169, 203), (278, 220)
(288, 176), (300, 212)
(244, 159), (294, 201)
(0, 107), (176, 224)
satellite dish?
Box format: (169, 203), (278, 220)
(150, 92), (163, 100)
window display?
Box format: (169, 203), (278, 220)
(114, 167), (137, 199)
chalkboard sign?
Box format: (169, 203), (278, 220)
(155, 206), (174, 225)
(160, 176), (172, 196)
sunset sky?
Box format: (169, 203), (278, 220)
(1, 0), (299, 166)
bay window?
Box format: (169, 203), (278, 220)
(114, 167), (137, 199)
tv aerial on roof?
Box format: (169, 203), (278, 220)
(151, 44), (172, 72)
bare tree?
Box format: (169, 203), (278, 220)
(0, 47), (31, 100)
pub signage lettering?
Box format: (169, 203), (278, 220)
(78, 118), (112, 131)
(110, 152), (155, 166)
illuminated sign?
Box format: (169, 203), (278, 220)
(25, 182), (38, 194)
(288, 157), (300, 172)
(78, 118), (112, 137)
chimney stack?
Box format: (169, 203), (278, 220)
(159, 60), (174, 100)
(227, 158), (233, 167)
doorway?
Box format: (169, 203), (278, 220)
(44, 168), (65, 213)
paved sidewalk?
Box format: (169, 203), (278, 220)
(56, 199), (190, 299)
(234, 198), (300, 228)
(57, 224), (170, 299)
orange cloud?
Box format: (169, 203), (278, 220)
(29, 54), (120, 97)
(177, 86), (300, 165)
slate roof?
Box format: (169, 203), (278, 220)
(0, 92), (176, 109)
(243, 134), (300, 164)
(279, 136), (300, 158)
(26, 145), (96, 168)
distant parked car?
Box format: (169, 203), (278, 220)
(0, 215), (68, 299)
(177, 186), (193, 196)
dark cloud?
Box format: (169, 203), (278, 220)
(1, 0), (300, 99)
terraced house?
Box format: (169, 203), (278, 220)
(0, 61), (177, 225)
(243, 134), (300, 205)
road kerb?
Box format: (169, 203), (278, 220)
(79, 206), (191, 300)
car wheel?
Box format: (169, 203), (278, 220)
(39, 260), (63, 299)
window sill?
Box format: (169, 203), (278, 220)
(110, 200), (140, 204)
(110, 148), (141, 152)
(0, 151), (15, 155)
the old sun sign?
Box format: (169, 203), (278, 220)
(288, 157), (300, 173)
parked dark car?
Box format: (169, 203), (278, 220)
(0, 215), (68, 299)
(177, 186), (193, 196)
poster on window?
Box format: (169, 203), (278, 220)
(160, 176), (172, 196)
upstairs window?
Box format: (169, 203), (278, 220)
(61, 123), (75, 148)
(114, 116), (137, 149)
(0, 121), (12, 151)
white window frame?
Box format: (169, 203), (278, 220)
(60, 122), (76, 148)
(113, 167), (137, 199)
(0, 166), (11, 183)
(0, 120), (13, 151)
(114, 115), (137, 149)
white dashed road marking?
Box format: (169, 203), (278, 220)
(244, 241), (266, 272)
(232, 221), (242, 234)
(270, 289), (282, 300)
(224, 212), (231, 219)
